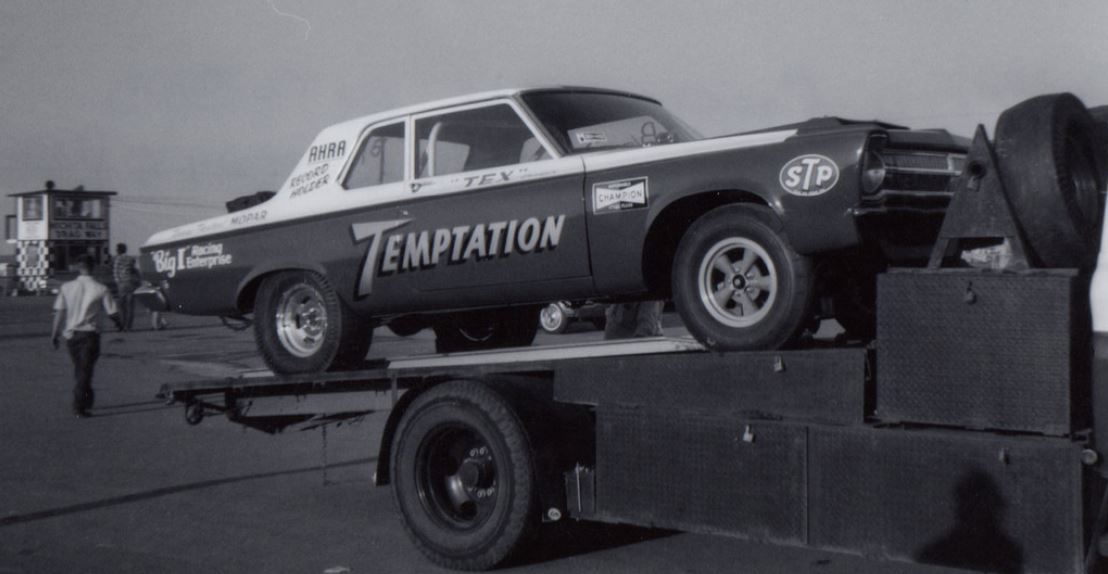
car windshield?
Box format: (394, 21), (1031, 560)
(521, 91), (701, 155)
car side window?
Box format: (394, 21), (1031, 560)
(415, 103), (545, 178)
(344, 121), (405, 189)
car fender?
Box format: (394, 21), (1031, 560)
(235, 260), (330, 313)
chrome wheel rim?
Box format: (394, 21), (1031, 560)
(275, 283), (328, 357)
(539, 304), (565, 332)
(697, 237), (778, 328)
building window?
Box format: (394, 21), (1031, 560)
(21, 197), (43, 221)
(53, 197), (103, 220)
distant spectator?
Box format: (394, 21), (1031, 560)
(51, 255), (122, 418)
(112, 243), (139, 331)
(603, 301), (664, 339)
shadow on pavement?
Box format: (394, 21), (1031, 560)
(0, 457), (375, 528)
(509, 521), (676, 567)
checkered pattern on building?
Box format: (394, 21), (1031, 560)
(15, 240), (49, 292)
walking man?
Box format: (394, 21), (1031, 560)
(51, 254), (122, 418)
(112, 242), (138, 331)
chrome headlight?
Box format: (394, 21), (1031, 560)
(861, 135), (887, 195)
(862, 150), (887, 195)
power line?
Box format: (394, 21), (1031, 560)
(113, 197), (224, 209)
(113, 204), (221, 217)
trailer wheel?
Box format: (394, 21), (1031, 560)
(253, 271), (371, 374)
(538, 303), (571, 334)
(185, 402), (204, 426)
(434, 308), (539, 354)
(994, 93), (1106, 268)
(672, 204), (815, 350)
(392, 381), (536, 570)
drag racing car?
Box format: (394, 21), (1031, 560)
(138, 87), (1104, 374)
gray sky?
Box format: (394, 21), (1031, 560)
(3, 0), (1107, 253)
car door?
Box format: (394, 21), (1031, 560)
(356, 99), (592, 312)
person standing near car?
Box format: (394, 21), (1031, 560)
(51, 255), (123, 418)
(604, 300), (665, 339)
(112, 242), (139, 331)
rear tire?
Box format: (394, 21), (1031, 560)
(672, 204), (815, 350)
(253, 271), (371, 374)
(391, 381), (537, 570)
(434, 308), (539, 354)
(994, 93), (1106, 268)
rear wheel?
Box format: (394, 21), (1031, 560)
(994, 93), (1106, 268)
(672, 204), (815, 350)
(392, 381), (536, 570)
(253, 271), (371, 374)
(434, 308), (539, 354)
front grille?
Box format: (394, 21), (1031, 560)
(881, 150), (965, 191)
(858, 149), (965, 215)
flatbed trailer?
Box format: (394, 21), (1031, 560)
(159, 296), (1108, 574)
(156, 104), (1108, 573)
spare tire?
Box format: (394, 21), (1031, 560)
(1088, 104), (1108, 182)
(994, 93), (1106, 268)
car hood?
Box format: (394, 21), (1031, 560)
(732, 116), (969, 151)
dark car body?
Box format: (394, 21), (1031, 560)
(139, 87), (965, 328)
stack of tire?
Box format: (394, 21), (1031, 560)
(992, 94), (1106, 270)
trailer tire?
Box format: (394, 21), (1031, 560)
(391, 381), (536, 570)
(672, 204), (815, 350)
(994, 93), (1106, 268)
(253, 271), (371, 374)
(434, 307), (539, 354)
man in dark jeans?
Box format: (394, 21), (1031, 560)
(112, 243), (138, 331)
(604, 300), (665, 339)
(51, 255), (123, 418)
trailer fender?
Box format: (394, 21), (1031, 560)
(374, 381), (426, 487)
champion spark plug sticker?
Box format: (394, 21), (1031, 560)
(593, 177), (649, 214)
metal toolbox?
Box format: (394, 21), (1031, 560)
(876, 268), (1088, 435)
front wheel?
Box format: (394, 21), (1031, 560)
(392, 381), (537, 570)
(672, 204), (815, 350)
(253, 271), (371, 374)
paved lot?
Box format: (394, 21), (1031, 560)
(0, 296), (963, 574)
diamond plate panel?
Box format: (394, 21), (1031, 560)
(810, 427), (1082, 574)
(556, 348), (866, 426)
(595, 404), (806, 543)
(877, 270), (1084, 434)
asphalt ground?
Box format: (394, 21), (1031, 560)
(0, 296), (965, 574)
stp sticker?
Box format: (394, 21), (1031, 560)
(779, 155), (839, 196)
(593, 177), (649, 215)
